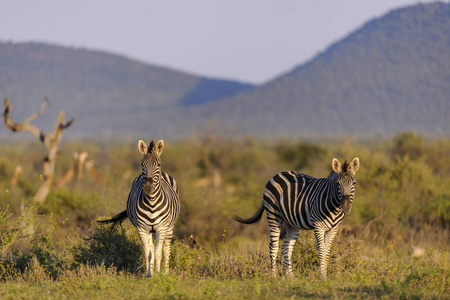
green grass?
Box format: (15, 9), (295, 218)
(0, 219), (448, 299)
(1, 249), (448, 299)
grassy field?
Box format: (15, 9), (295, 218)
(0, 133), (449, 298)
(1, 219), (448, 300)
(1, 232), (448, 299)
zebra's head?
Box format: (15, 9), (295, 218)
(138, 139), (164, 194)
(332, 157), (360, 214)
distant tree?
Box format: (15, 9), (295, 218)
(392, 132), (424, 159)
(277, 142), (325, 170)
(3, 97), (74, 203)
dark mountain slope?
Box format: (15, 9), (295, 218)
(185, 2), (450, 139)
(180, 78), (253, 106)
(0, 42), (254, 137)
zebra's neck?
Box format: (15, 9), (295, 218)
(325, 179), (344, 214)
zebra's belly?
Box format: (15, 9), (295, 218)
(133, 215), (173, 232)
(131, 206), (174, 229)
(281, 211), (314, 230)
(277, 194), (314, 230)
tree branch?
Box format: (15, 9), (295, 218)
(24, 97), (50, 124)
(4, 98), (43, 139)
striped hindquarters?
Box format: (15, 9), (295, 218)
(263, 171), (315, 230)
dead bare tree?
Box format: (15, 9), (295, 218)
(3, 97), (74, 203)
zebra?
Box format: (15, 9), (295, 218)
(98, 139), (180, 277)
(234, 157), (360, 279)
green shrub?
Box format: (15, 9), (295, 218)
(73, 221), (143, 274)
(39, 188), (101, 223)
(0, 206), (69, 280)
(276, 142), (325, 170)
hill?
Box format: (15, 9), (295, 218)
(184, 2), (450, 139)
(1, 2), (449, 140)
(0, 42), (253, 138)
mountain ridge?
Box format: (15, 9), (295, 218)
(181, 2), (449, 139)
(1, 2), (449, 139)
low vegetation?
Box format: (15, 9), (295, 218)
(0, 132), (449, 298)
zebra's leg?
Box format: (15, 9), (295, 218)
(267, 213), (283, 277)
(137, 228), (152, 277)
(163, 228), (174, 274)
(314, 228), (329, 280)
(324, 226), (339, 252)
(154, 230), (166, 273)
(148, 233), (155, 275)
(282, 224), (300, 278)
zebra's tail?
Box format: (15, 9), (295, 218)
(97, 210), (128, 231)
(233, 204), (265, 224)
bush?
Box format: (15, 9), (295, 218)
(276, 142), (325, 170)
(73, 220), (143, 274)
(0, 205), (69, 280)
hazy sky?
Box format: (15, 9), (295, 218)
(0, 1), (444, 84)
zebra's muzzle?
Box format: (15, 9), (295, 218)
(143, 177), (153, 194)
(342, 195), (352, 214)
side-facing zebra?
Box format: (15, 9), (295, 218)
(234, 157), (360, 279)
(98, 139), (180, 277)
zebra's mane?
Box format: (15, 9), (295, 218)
(148, 140), (155, 153)
(342, 160), (349, 172)
(327, 171), (338, 180)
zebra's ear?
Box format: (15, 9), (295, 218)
(138, 140), (148, 154)
(350, 157), (360, 173)
(154, 140), (164, 155)
(332, 158), (342, 173)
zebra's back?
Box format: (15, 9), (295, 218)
(162, 172), (178, 195)
(263, 171), (342, 231)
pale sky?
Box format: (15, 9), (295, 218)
(0, 0), (444, 84)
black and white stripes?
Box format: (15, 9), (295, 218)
(98, 139), (180, 277)
(234, 157), (360, 279)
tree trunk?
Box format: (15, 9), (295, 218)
(3, 98), (73, 203)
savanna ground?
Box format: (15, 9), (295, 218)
(0, 132), (449, 299)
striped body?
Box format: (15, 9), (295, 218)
(128, 166), (180, 277)
(264, 171), (344, 231)
(235, 158), (359, 279)
(97, 139), (180, 277)
(127, 172), (179, 234)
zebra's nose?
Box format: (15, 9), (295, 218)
(342, 195), (352, 214)
(143, 177), (153, 193)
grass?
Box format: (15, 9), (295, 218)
(0, 220), (448, 299)
(1, 251), (448, 299)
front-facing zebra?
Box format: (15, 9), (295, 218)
(98, 139), (180, 277)
(234, 157), (360, 279)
